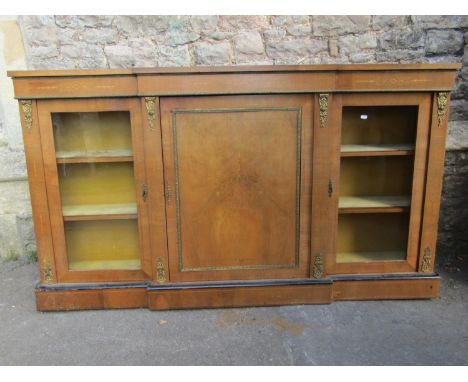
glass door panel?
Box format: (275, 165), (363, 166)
(337, 213), (409, 263)
(332, 95), (430, 273)
(59, 162), (137, 217)
(65, 220), (140, 271)
(53, 111), (133, 159)
(51, 111), (141, 272)
(341, 106), (418, 150)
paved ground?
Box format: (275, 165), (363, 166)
(0, 257), (467, 365)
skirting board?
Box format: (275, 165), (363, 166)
(35, 274), (440, 312)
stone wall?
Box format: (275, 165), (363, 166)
(0, 15), (467, 261)
(0, 16), (31, 259)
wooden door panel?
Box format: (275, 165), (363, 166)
(160, 95), (313, 282)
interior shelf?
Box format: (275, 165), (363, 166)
(62, 203), (137, 220)
(341, 144), (415, 157)
(336, 251), (407, 263)
(56, 149), (133, 163)
(339, 196), (411, 213)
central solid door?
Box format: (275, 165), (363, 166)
(160, 95), (313, 282)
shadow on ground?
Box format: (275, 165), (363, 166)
(0, 257), (467, 365)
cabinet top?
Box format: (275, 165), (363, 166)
(8, 64), (461, 99)
(7, 63), (461, 78)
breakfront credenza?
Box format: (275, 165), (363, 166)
(8, 64), (460, 311)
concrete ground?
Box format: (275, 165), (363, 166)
(0, 258), (467, 365)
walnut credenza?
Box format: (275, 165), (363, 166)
(8, 64), (460, 311)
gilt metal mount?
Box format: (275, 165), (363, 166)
(20, 100), (33, 130)
(421, 247), (432, 273)
(145, 97), (157, 130)
(313, 254), (324, 279)
(156, 257), (166, 284)
(318, 94), (329, 128)
(437, 92), (449, 127)
(43, 258), (53, 284)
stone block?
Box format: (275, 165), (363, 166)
(158, 45), (191, 67)
(218, 16), (269, 31)
(113, 16), (144, 36)
(287, 24), (311, 37)
(263, 29), (286, 40)
(139, 16), (170, 36)
(449, 99), (468, 121)
(54, 15), (80, 28)
(207, 31), (234, 41)
(20, 15), (55, 29)
(447, 121), (468, 151)
(338, 33), (377, 54)
(164, 30), (199, 47)
(0, 214), (21, 259)
(412, 15), (468, 29)
(234, 31), (265, 55)
(312, 16), (371, 36)
(77, 15), (114, 28)
(29, 45), (59, 59)
(271, 16), (310, 26)
(349, 52), (376, 63)
(128, 39), (158, 67)
(379, 29), (425, 50)
(0, 180), (32, 258)
(426, 30), (464, 55)
(81, 28), (119, 44)
(266, 39), (328, 60)
(190, 16), (218, 34)
(194, 42), (232, 65)
(25, 26), (58, 47)
(104, 44), (135, 68)
(16, 213), (35, 254)
(0, 148), (27, 179)
(375, 49), (425, 63)
(372, 16), (409, 30)
(329, 39), (338, 57)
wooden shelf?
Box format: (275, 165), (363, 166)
(62, 203), (137, 221)
(341, 144), (415, 157)
(339, 196), (411, 213)
(68, 259), (141, 271)
(56, 149), (133, 164)
(337, 251), (407, 263)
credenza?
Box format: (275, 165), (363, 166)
(8, 64), (460, 311)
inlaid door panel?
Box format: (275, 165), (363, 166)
(160, 95), (313, 282)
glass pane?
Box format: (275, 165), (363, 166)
(340, 156), (413, 197)
(342, 106), (417, 147)
(65, 220), (141, 270)
(52, 111), (132, 158)
(58, 162), (136, 213)
(51, 110), (141, 271)
(337, 104), (418, 265)
(337, 213), (409, 263)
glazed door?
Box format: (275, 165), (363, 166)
(37, 98), (152, 283)
(327, 93), (432, 274)
(160, 95), (313, 282)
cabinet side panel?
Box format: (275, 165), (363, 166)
(418, 93), (451, 272)
(20, 100), (57, 284)
(405, 95), (431, 269)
